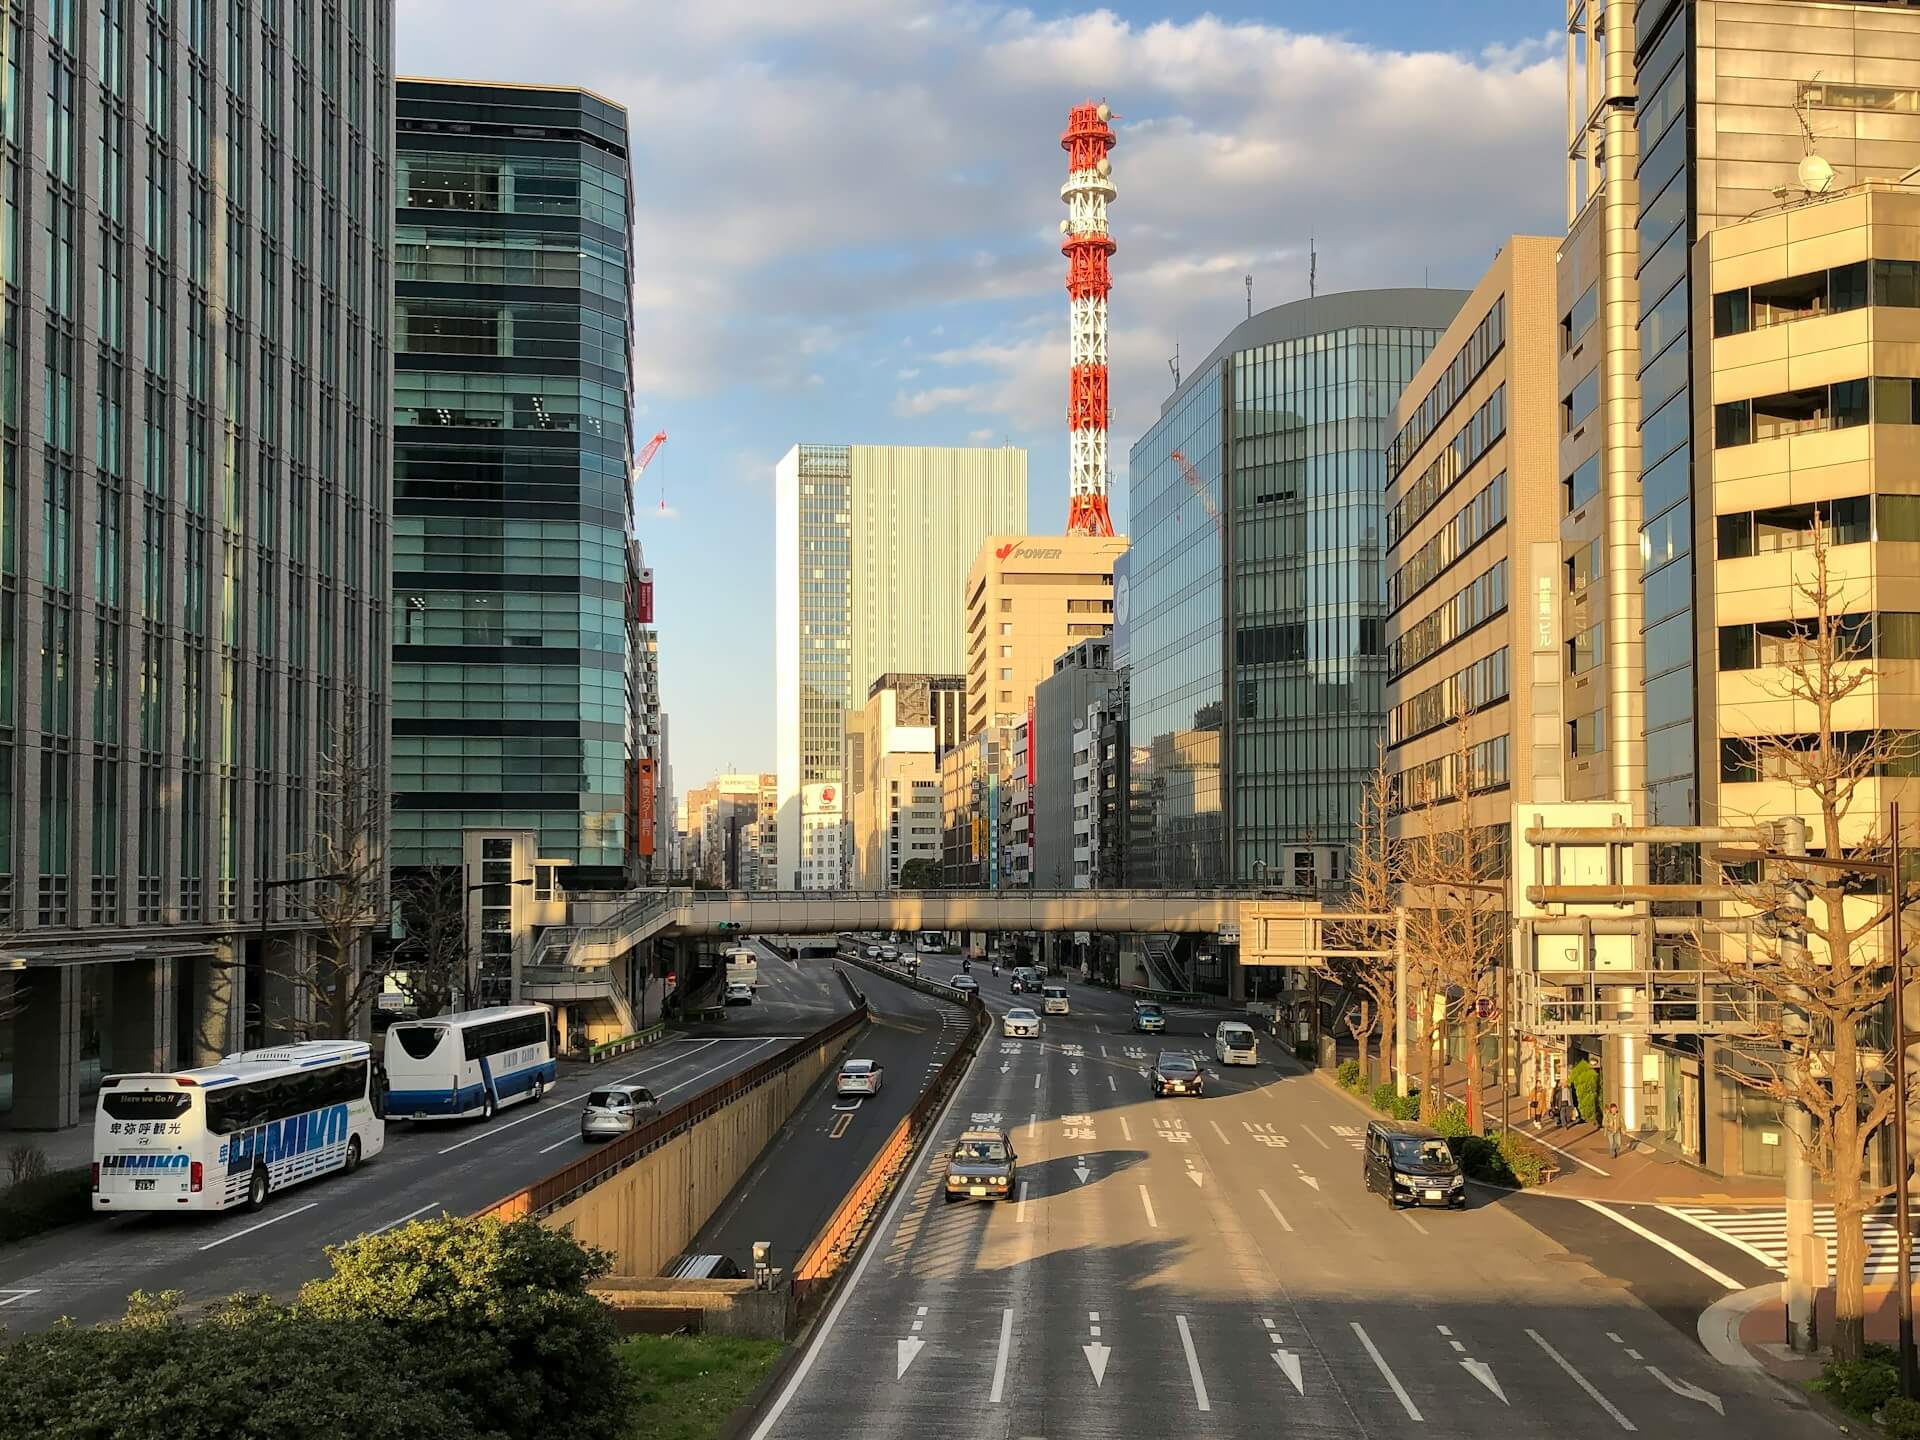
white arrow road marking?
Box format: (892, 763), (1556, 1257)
(1084, 1341), (1112, 1385)
(1073, 1157), (1092, 1184)
(989, 1307), (1014, 1404)
(1528, 1329), (1635, 1431)
(1294, 1165), (1320, 1191)
(1001, 1063), (1010, 1074)
(1461, 1358), (1507, 1404)
(1352, 1323), (1422, 1422)
(1175, 1314), (1211, 1411)
(1272, 1348), (1305, 1395)
(896, 1337), (925, 1379)
(1185, 1157), (1205, 1189)
(1068, 1063), (1080, 1076)
(1646, 1367), (1723, 1417)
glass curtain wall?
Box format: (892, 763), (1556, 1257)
(391, 84), (635, 870)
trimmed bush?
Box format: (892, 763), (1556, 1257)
(1883, 1394), (1920, 1439)
(1431, 1101), (1471, 1139)
(0, 1165), (90, 1246)
(1495, 1128), (1554, 1187)
(1569, 1058), (1600, 1126)
(1815, 1350), (1900, 1418)
(1336, 1059), (1361, 1091)
(1370, 1082), (1398, 1114)
(1388, 1091), (1423, 1122)
(298, 1215), (636, 1440)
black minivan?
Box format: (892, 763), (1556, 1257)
(1362, 1119), (1466, 1209)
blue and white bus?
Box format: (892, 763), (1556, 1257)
(92, 1041), (384, 1214)
(383, 1004), (557, 1121)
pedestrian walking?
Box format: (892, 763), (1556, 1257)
(1555, 1080), (1574, 1128)
(1604, 1101), (1625, 1159)
(1527, 1084), (1544, 1129)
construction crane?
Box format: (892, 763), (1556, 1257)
(1169, 449), (1221, 536)
(632, 430), (668, 516)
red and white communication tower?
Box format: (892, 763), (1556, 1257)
(1060, 100), (1117, 538)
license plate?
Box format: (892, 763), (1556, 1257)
(1426, 1189), (1443, 1201)
(134, 1179), (155, 1191)
(970, 1186), (987, 1197)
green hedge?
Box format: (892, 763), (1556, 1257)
(1570, 1058), (1600, 1126)
(0, 1215), (639, 1439)
(1811, 1345), (1903, 1421)
(1334, 1078), (1553, 1187)
(1336, 1059), (1361, 1091)
(0, 1165), (90, 1247)
(1885, 1394), (1920, 1439)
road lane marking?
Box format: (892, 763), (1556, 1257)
(1119, 1115), (1133, 1142)
(1528, 1328), (1635, 1430)
(1175, 1314), (1211, 1411)
(1139, 1185), (1159, 1228)
(537, 1134), (577, 1155)
(653, 1040), (784, 1099)
(437, 1101), (568, 1154)
(0, 1289), (41, 1308)
(1073, 1158), (1091, 1184)
(1028, 1111), (1039, 1139)
(1256, 1187), (1294, 1233)
(368, 1201), (441, 1235)
(1018, 1180), (1030, 1219)
(829, 1114), (853, 1140)
(199, 1200), (319, 1251)
(1402, 1212), (1429, 1236)
(1084, 1311), (1112, 1386)
(1575, 1199), (1741, 1290)
(1351, 1322), (1422, 1421)
(1209, 1119), (1230, 1145)
(1302, 1126), (1330, 1149)
(1656, 1204), (1783, 1270)
(896, 1335), (925, 1379)
(1646, 1366), (1723, 1416)
(989, 1307), (1015, 1403)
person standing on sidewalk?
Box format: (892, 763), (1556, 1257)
(1604, 1100), (1625, 1159)
(1527, 1083), (1543, 1128)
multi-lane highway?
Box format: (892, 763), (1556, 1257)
(0, 937), (849, 1331)
(750, 969), (1831, 1440)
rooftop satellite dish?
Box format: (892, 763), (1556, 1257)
(1799, 152), (1835, 194)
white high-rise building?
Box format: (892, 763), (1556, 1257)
(775, 444), (1026, 889)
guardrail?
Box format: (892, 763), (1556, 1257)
(834, 964), (867, 1009)
(833, 945), (972, 1005)
(586, 1024), (667, 1064)
(791, 973), (989, 1314)
(1119, 983), (1224, 1008)
(478, 1004), (868, 1221)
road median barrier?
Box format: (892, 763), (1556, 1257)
(586, 1023), (669, 1065)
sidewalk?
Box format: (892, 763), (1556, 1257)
(1735, 1281), (1912, 1386)
(1338, 1056), (1792, 1207)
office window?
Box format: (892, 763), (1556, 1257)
(1562, 371), (1599, 433)
(1568, 709), (1605, 758)
(1561, 284), (1597, 352)
(1563, 455), (1600, 513)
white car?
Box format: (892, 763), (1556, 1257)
(836, 1058), (884, 1095)
(580, 1085), (660, 1141)
(864, 945), (883, 959)
(724, 982), (755, 1006)
(1002, 1007), (1041, 1038)
(1215, 1021), (1259, 1065)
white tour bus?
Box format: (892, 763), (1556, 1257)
(724, 946), (760, 989)
(92, 1041), (384, 1214)
(383, 1004), (557, 1121)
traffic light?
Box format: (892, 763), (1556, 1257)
(718, 921), (741, 932)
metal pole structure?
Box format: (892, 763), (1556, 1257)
(1395, 906), (1409, 1099)
(1501, 960), (1512, 1135)
(1778, 819), (1818, 1354)
(1892, 801), (1915, 1396)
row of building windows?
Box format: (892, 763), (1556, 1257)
(1717, 493), (1920, 556)
(1387, 558), (1508, 678)
(1387, 733), (1509, 815)
(1387, 646), (1509, 749)
(395, 229), (627, 300)
(1710, 377), (1920, 447)
(1387, 471), (1505, 614)
(1386, 385), (1506, 548)
(398, 151), (627, 229)
(1717, 611), (1920, 670)
(1720, 730), (1920, 783)
(1387, 298), (1504, 480)
(1711, 258), (1920, 337)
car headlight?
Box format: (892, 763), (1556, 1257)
(1393, 1172), (1414, 1187)
(1448, 1174), (1463, 1188)
(947, 1176), (962, 1187)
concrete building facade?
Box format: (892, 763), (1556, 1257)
(962, 535), (1125, 737)
(0, 0), (394, 1130)
(843, 673), (958, 889)
(774, 444), (1024, 889)
(1031, 637), (1117, 889)
(1384, 239), (1563, 854)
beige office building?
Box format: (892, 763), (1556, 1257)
(844, 674), (963, 888)
(1384, 238), (1563, 848)
(775, 445), (1026, 888)
(963, 535), (1127, 736)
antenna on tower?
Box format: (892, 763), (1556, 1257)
(1309, 237), (1317, 299)
(1168, 341), (1181, 390)
(1244, 273), (1253, 319)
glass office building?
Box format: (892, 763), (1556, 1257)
(391, 80), (635, 880)
(0, 0), (393, 1129)
(1125, 290), (1463, 887)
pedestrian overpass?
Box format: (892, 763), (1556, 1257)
(529, 887), (1329, 972)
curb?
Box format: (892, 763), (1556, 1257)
(1699, 1282), (1775, 1370)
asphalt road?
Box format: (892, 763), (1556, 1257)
(0, 937), (851, 1332)
(748, 971), (1833, 1440)
(693, 951), (971, 1271)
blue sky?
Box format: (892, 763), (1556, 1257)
(396, 1), (1564, 800)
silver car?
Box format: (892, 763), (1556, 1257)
(837, 1058), (884, 1096)
(580, 1085), (660, 1141)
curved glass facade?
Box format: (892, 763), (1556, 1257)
(391, 82), (634, 870)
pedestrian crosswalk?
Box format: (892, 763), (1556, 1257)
(1667, 1203), (1919, 1276)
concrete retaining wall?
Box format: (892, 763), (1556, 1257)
(545, 1029), (852, 1276)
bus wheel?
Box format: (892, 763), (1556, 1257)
(344, 1136), (362, 1174)
(247, 1167), (270, 1212)
(530, 1077), (546, 1104)
(482, 1091), (497, 1122)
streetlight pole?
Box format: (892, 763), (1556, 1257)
(1893, 801), (1914, 1397)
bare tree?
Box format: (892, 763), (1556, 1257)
(1327, 752), (1399, 1089)
(1400, 715), (1505, 1126)
(290, 690), (388, 1040)
(390, 867), (468, 1019)
(1703, 531), (1916, 1364)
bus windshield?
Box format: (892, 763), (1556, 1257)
(100, 1089), (194, 1122)
(390, 1025), (447, 1061)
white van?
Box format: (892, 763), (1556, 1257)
(1041, 983), (1070, 1016)
(1215, 1021), (1259, 1066)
